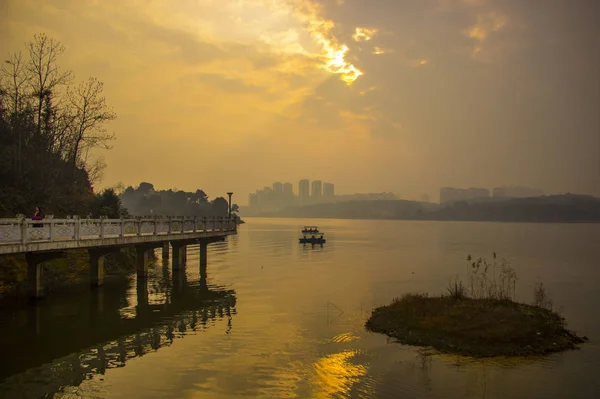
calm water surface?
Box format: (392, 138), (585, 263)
(1, 218), (599, 398)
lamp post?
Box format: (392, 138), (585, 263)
(227, 192), (233, 219)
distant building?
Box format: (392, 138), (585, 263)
(311, 180), (322, 203)
(323, 183), (335, 201)
(299, 179), (310, 205)
(282, 182), (293, 196)
(420, 194), (430, 203)
(440, 187), (490, 204)
(248, 193), (258, 208)
(493, 186), (544, 198)
(273, 182), (283, 194)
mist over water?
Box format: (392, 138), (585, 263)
(1, 218), (599, 398)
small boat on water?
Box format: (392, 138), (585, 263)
(299, 226), (326, 244)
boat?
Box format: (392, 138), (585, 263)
(299, 236), (326, 244)
(301, 226), (319, 234)
(299, 226), (326, 244)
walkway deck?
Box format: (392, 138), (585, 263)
(0, 216), (236, 255)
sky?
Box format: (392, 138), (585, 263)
(1, 0), (599, 203)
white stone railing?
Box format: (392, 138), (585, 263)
(0, 216), (236, 245)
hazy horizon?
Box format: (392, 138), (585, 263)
(2, 0), (598, 205)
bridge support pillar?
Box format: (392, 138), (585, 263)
(88, 250), (106, 287)
(200, 242), (208, 268)
(25, 252), (66, 299)
(136, 277), (148, 307)
(171, 243), (187, 271)
(162, 243), (169, 260)
(27, 261), (44, 299)
(135, 246), (152, 277)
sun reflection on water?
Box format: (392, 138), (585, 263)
(310, 350), (368, 398)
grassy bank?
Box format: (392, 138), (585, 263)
(365, 253), (588, 357)
(0, 248), (138, 299)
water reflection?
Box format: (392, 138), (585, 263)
(0, 264), (236, 399)
(311, 350), (368, 398)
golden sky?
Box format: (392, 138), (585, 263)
(1, 0), (599, 203)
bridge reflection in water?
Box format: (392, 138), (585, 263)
(0, 261), (236, 399)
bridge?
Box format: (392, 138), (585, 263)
(0, 216), (237, 298)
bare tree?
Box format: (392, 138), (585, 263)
(85, 155), (107, 186)
(27, 33), (72, 134)
(1, 52), (30, 114)
(1, 52), (32, 179)
(67, 77), (116, 167)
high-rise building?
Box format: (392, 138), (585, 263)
(311, 180), (322, 203)
(273, 182), (283, 194)
(248, 193), (258, 208)
(299, 179), (310, 205)
(323, 182), (335, 201)
(282, 182), (293, 196)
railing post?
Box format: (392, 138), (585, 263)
(99, 218), (104, 239)
(212, 217), (215, 232)
(167, 217), (172, 234)
(136, 218), (141, 236)
(21, 219), (28, 244)
(49, 219), (55, 241)
(74, 216), (81, 240)
(202, 217), (207, 231)
(181, 217), (185, 233)
(120, 218), (125, 237)
(153, 217), (158, 236)
(193, 216), (198, 232)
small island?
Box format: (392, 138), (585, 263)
(366, 254), (588, 357)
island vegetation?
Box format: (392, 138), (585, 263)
(365, 253), (588, 357)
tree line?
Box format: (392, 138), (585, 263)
(0, 33), (118, 218)
(119, 182), (239, 218)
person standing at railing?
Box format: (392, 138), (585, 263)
(32, 207), (43, 228)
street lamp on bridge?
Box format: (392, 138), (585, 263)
(227, 192), (233, 218)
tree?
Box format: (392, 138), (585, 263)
(27, 33), (72, 135)
(0, 33), (117, 217)
(66, 77), (116, 167)
(96, 188), (128, 218)
(137, 182), (154, 194)
(211, 197), (229, 217)
(194, 189), (209, 203)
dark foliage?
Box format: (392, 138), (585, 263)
(0, 33), (115, 218)
(119, 182), (236, 218)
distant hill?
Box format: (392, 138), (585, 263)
(257, 194), (600, 223)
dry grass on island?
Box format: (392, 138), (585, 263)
(366, 254), (588, 358)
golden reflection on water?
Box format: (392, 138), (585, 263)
(310, 350), (367, 398)
(330, 332), (360, 344)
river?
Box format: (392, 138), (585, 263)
(0, 218), (599, 398)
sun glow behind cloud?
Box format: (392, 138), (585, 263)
(144, 0), (364, 85)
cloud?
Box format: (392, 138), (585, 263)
(352, 27), (378, 42)
(295, 0), (364, 85)
(464, 11), (508, 60)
